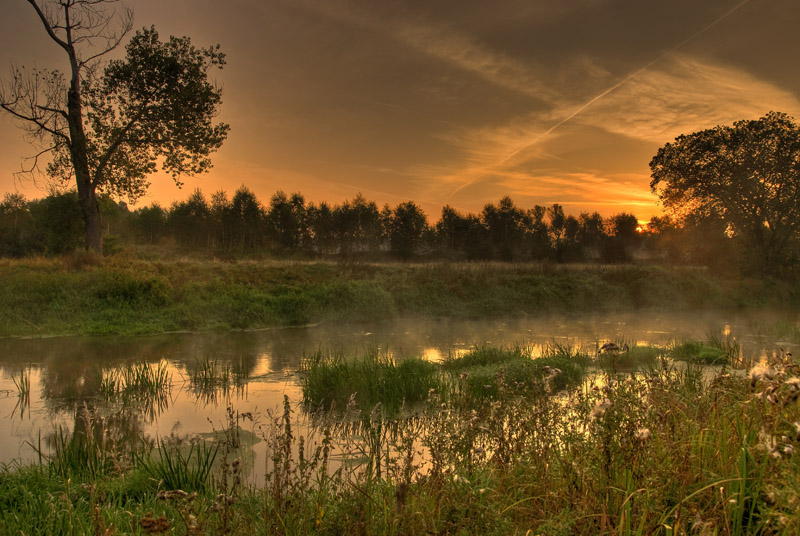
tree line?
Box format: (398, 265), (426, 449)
(0, 186), (737, 267)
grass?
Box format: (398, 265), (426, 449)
(670, 332), (740, 365)
(301, 344), (591, 413)
(186, 356), (249, 404)
(135, 437), (219, 493)
(0, 337), (800, 536)
(596, 341), (665, 371)
(0, 257), (783, 337)
(1, 343), (799, 534)
(300, 349), (443, 414)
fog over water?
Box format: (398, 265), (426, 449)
(0, 310), (797, 483)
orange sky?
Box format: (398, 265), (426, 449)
(2, 0), (800, 222)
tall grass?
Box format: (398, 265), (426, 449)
(2, 343), (799, 535)
(300, 349), (442, 414)
(100, 360), (172, 418)
(186, 356), (249, 404)
(670, 332), (740, 365)
(0, 257), (760, 337)
(135, 437), (219, 493)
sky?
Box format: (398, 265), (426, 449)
(2, 0), (800, 222)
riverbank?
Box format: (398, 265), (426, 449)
(1, 256), (795, 337)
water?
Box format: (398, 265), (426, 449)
(0, 310), (797, 484)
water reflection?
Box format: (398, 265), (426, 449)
(0, 311), (797, 475)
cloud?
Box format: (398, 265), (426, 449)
(574, 54), (800, 142)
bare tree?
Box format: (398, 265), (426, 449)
(1, 0), (228, 253)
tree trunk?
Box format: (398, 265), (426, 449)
(80, 189), (104, 253)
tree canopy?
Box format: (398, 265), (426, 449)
(0, 0), (228, 253)
(650, 111), (800, 272)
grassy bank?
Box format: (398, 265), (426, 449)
(0, 256), (794, 337)
(1, 344), (799, 534)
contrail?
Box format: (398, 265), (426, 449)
(445, 0), (753, 201)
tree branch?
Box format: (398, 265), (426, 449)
(26, 0), (70, 52)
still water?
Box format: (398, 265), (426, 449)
(0, 311), (797, 483)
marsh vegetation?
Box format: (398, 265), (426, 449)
(0, 315), (798, 535)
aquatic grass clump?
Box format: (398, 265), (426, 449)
(100, 361), (172, 417)
(135, 438), (219, 493)
(596, 341), (664, 371)
(186, 356), (249, 404)
(100, 361), (172, 399)
(35, 405), (126, 480)
(671, 340), (729, 365)
(442, 345), (527, 370)
(450, 343), (590, 402)
(300, 350), (442, 414)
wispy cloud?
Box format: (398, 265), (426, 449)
(271, 0), (800, 216)
(575, 55), (800, 142)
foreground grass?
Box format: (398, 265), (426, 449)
(2, 345), (799, 535)
(0, 256), (790, 337)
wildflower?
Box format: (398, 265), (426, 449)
(634, 428), (651, 441)
(783, 445), (795, 456)
(591, 398), (612, 420)
(749, 362), (776, 388)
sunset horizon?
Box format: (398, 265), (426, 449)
(2, 0), (800, 222)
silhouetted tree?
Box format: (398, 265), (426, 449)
(482, 196), (529, 261)
(333, 194), (382, 255)
(526, 205), (552, 260)
(436, 205), (471, 255)
(389, 201), (428, 260)
(28, 191), (84, 254)
(0, 2), (228, 253)
(169, 189), (210, 249)
(266, 191), (308, 252)
(307, 201), (336, 255)
(230, 186), (263, 253)
(0, 193), (35, 256)
(650, 111), (800, 272)
(603, 213), (640, 263)
(132, 203), (168, 245)
(547, 204), (567, 262)
(578, 212), (605, 260)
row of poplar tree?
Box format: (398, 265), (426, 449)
(0, 186), (722, 265)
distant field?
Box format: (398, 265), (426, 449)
(0, 256), (794, 337)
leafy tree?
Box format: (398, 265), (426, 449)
(603, 213), (640, 263)
(230, 186), (263, 253)
(333, 194), (382, 255)
(169, 189), (210, 249)
(266, 191), (307, 252)
(462, 215), (492, 260)
(435, 205), (471, 254)
(0, 193), (35, 256)
(0, 1), (228, 253)
(389, 201), (428, 260)
(577, 212), (605, 260)
(547, 204), (567, 261)
(132, 203), (168, 245)
(526, 205), (552, 260)
(209, 190), (232, 251)
(28, 191), (84, 254)
(307, 201), (336, 255)
(650, 111), (800, 272)
(482, 196), (529, 261)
